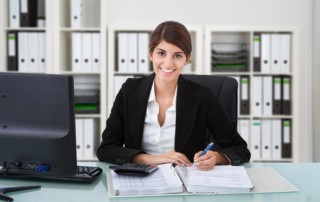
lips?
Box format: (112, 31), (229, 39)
(160, 67), (175, 73)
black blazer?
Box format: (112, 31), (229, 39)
(97, 74), (251, 165)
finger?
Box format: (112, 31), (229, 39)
(175, 153), (192, 166)
(195, 159), (215, 171)
(195, 152), (211, 163)
(193, 151), (202, 161)
(196, 163), (213, 171)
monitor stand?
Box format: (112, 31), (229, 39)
(0, 185), (41, 202)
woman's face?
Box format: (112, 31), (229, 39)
(149, 40), (189, 84)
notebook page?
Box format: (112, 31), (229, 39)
(110, 163), (183, 196)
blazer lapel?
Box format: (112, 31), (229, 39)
(175, 76), (199, 152)
(127, 74), (155, 149)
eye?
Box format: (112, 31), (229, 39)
(174, 53), (184, 59)
(157, 51), (166, 57)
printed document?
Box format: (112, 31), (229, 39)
(109, 163), (183, 196)
(175, 165), (253, 193)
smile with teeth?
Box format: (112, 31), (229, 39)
(160, 67), (176, 73)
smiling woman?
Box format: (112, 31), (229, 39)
(148, 21), (191, 85)
(97, 21), (251, 171)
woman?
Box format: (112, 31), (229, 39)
(97, 21), (250, 170)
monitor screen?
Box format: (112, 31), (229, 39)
(0, 72), (77, 177)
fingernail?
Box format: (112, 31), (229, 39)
(193, 162), (199, 166)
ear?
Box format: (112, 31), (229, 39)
(149, 52), (153, 62)
(185, 55), (191, 65)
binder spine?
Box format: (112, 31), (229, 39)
(20, 0), (38, 27)
(9, 0), (20, 28)
(272, 76), (282, 114)
(253, 33), (261, 72)
(282, 76), (291, 115)
(240, 76), (250, 114)
(281, 119), (292, 158)
(7, 31), (19, 71)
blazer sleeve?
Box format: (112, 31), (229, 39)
(96, 84), (144, 165)
(205, 89), (251, 165)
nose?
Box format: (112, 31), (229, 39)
(162, 56), (174, 68)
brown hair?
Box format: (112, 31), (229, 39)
(149, 21), (192, 59)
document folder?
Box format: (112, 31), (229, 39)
(261, 120), (271, 159)
(7, 32), (18, 71)
(71, 0), (81, 28)
(271, 34), (281, 73)
(252, 76), (262, 116)
(240, 76), (250, 114)
(18, 32), (28, 72)
(9, 0), (20, 28)
(280, 34), (291, 73)
(261, 33), (271, 73)
(282, 119), (292, 158)
(251, 120), (261, 160)
(253, 33), (261, 72)
(117, 33), (128, 72)
(271, 119), (282, 159)
(20, 0), (37, 27)
(282, 76), (291, 115)
(272, 76), (282, 114)
(263, 76), (273, 115)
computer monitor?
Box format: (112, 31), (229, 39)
(0, 72), (77, 177)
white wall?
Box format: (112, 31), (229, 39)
(104, 0), (314, 161)
(312, 0), (320, 162)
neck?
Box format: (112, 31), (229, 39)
(154, 77), (178, 99)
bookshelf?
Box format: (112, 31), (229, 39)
(204, 26), (300, 162)
(52, 0), (104, 161)
(0, 0), (52, 73)
(0, 1), (302, 162)
(0, 0), (105, 161)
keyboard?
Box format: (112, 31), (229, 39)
(0, 165), (103, 183)
(43, 166), (103, 183)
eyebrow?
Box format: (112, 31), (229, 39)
(156, 48), (185, 55)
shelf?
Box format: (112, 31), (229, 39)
(5, 28), (46, 31)
(0, 1), (301, 162)
(205, 26), (299, 162)
(60, 28), (101, 32)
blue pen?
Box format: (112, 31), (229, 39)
(199, 142), (214, 157)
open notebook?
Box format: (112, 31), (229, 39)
(107, 164), (260, 196)
(107, 163), (299, 197)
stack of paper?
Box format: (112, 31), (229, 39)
(211, 42), (248, 72)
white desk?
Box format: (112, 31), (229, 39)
(1, 162), (319, 202)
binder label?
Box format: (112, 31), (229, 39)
(254, 35), (260, 57)
(241, 78), (248, 100)
(283, 121), (291, 143)
(283, 78), (290, 100)
(8, 34), (16, 56)
(253, 121), (261, 126)
(274, 78), (281, 100)
(21, 0), (28, 13)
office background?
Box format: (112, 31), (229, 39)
(0, 0), (319, 162)
(104, 0), (319, 162)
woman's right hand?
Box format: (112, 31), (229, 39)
(132, 151), (192, 166)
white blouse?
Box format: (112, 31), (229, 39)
(141, 81), (177, 155)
